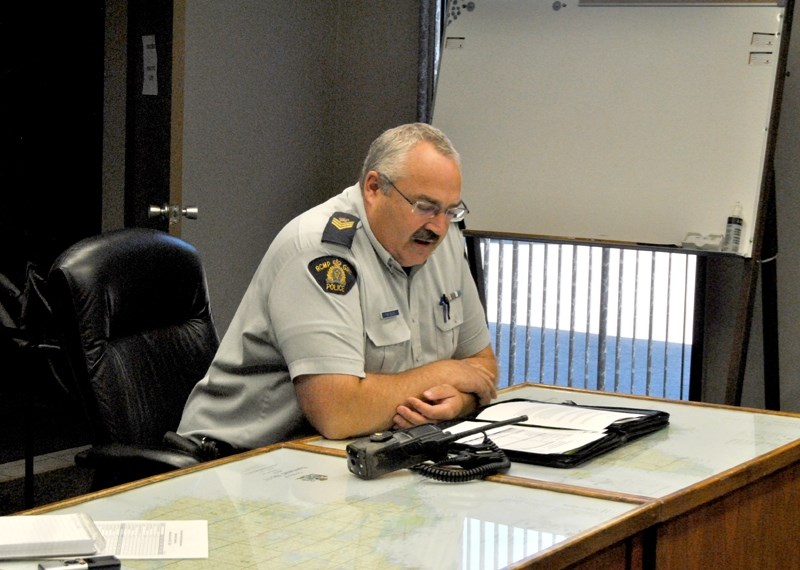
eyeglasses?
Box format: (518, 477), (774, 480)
(379, 174), (469, 223)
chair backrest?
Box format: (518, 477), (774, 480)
(48, 228), (219, 446)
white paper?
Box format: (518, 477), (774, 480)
(0, 513), (103, 559)
(449, 421), (607, 455)
(142, 35), (158, 95)
(475, 400), (644, 433)
(95, 520), (208, 559)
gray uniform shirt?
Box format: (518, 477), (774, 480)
(178, 183), (491, 449)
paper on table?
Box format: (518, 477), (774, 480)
(449, 421), (607, 455)
(476, 400), (644, 433)
(94, 521), (208, 559)
(0, 513), (104, 560)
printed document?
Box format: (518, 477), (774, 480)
(447, 400), (645, 455)
(95, 520), (208, 559)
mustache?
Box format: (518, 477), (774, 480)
(412, 228), (440, 244)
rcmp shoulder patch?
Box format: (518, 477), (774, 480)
(308, 256), (357, 295)
(322, 212), (359, 248)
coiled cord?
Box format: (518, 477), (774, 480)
(411, 437), (510, 483)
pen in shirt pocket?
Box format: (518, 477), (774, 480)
(439, 289), (462, 322)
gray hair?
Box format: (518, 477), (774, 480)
(359, 123), (461, 189)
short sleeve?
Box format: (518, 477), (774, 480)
(269, 250), (366, 379)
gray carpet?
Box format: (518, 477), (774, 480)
(0, 466), (94, 515)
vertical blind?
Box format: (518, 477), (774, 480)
(479, 238), (696, 400)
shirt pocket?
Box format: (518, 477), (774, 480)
(365, 313), (411, 373)
(434, 294), (464, 358)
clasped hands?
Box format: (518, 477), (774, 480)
(392, 358), (496, 430)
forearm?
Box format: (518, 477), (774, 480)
(295, 374), (416, 439)
(462, 345), (499, 391)
(295, 367), (458, 440)
(295, 346), (497, 439)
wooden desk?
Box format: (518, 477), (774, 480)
(9, 446), (657, 569)
(10, 383), (800, 569)
(301, 383), (800, 569)
(492, 385), (800, 569)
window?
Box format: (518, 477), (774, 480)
(479, 238), (696, 399)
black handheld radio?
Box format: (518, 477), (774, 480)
(346, 414), (527, 480)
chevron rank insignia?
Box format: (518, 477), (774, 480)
(308, 256), (357, 295)
(322, 212), (360, 248)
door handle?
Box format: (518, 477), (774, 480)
(148, 204), (199, 225)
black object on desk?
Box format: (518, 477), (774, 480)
(346, 415), (527, 480)
(39, 556), (120, 570)
(462, 398), (670, 469)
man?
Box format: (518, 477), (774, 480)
(177, 123), (497, 452)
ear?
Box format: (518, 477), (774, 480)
(363, 171), (383, 204)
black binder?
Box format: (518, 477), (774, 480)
(458, 398), (670, 469)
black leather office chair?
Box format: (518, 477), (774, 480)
(47, 228), (220, 489)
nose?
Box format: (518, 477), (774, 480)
(426, 211), (450, 234)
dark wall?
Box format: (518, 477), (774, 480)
(0, 3), (104, 464)
(0, 2), (105, 282)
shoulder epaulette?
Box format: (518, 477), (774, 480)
(322, 212), (360, 249)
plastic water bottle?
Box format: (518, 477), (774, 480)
(722, 202), (743, 253)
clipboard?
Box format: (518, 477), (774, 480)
(454, 398), (670, 469)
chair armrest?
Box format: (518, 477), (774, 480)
(75, 443), (200, 476)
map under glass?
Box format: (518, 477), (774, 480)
(41, 448), (637, 570)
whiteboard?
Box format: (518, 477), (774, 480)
(433, 1), (787, 257)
